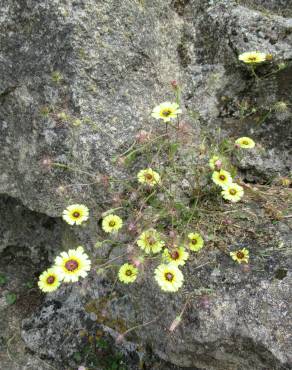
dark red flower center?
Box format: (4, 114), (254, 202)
(170, 251), (179, 260)
(73, 211), (80, 218)
(229, 189), (237, 195)
(236, 251), (244, 259)
(242, 140), (249, 145)
(147, 236), (156, 245)
(47, 276), (55, 284)
(219, 175), (226, 181)
(162, 109), (171, 117)
(248, 57), (257, 62)
(109, 220), (116, 227)
(126, 269), (132, 276)
(191, 239), (197, 245)
(145, 173), (153, 180)
(165, 272), (174, 281)
(65, 259), (79, 271)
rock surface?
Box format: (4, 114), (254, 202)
(0, 0), (292, 369)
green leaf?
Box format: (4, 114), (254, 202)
(5, 292), (17, 305)
(0, 274), (7, 286)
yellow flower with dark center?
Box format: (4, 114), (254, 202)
(238, 51), (266, 64)
(62, 204), (89, 225)
(102, 214), (123, 233)
(221, 183), (244, 203)
(54, 246), (91, 283)
(188, 233), (204, 252)
(212, 169), (233, 187)
(38, 267), (61, 293)
(163, 246), (189, 266)
(154, 264), (184, 292)
(230, 248), (249, 264)
(235, 137), (255, 149)
(151, 102), (182, 123)
(118, 263), (138, 284)
(137, 229), (165, 254)
(137, 168), (161, 187)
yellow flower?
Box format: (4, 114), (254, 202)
(137, 229), (165, 254)
(163, 246), (189, 266)
(102, 214), (123, 233)
(62, 204), (89, 225)
(221, 183), (244, 203)
(188, 233), (204, 252)
(54, 246), (91, 283)
(154, 264), (184, 292)
(137, 168), (161, 187)
(38, 267), (62, 293)
(212, 169), (233, 187)
(118, 263), (138, 284)
(235, 137), (255, 149)
(151, 102), (182, 123)
(230, 248), (249, 264)
(238, 51), (266, 64)
(209, 155), (221, 170)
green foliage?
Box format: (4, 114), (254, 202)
(0, 274), (7, 286)
(5, 292), (17, 305)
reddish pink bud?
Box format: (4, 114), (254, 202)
(128, 222), (137, 233)
(116, 334), (124, 344)
(199, 295), (211, 310)
(214, 160), (222, 170)
(171, 80), (178, 89)
(101, 175), (110, 187)
(131, 257), (142, 267)
(222, 219), (232, 225)
(135, 130), (151, 144)
(241, 264), (250, 273)
(169, 230), (176, 239)
(234, 143), (241, 149)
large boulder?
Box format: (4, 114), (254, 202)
(0, 0), (291, 369)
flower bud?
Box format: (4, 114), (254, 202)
(214, 160), (222, 171)
(171, 80), (178, 89)
(169, 316), (181, 332)
(135, 130), (151, 143)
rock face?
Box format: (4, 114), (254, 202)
(0, 0), (292, 369)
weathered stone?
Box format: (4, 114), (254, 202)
(0, 0), (292, 369)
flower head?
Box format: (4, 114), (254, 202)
(154, 264), (184, 292)
(38, 267), (61, 293)
(188, 233), (204, 252)
(163, 246), (189, 266)
(221, 183), (244, 203)
(118, 263), (138, 284)
(238, 51), (266, 64)
(137, 168), (161, 187)
(151, 102), (182, 123)
(62, 204), (89, 225)
(235, 137), (255, 149)
(54, 246), (91, 283)
(230, 248), (249, 264)
(137, 229), (165, 254)
(212, 169), (233, 187)
(102, 214), (123, 233)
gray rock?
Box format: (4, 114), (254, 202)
(0, 0), (292, 369)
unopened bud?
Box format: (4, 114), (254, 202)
(117, 156), (126, 166)
(169, 316), (181, 332)
(171, 80), (178, 89)
(169, 230), (176, 239)
(128, 222), (137, 233)
(241, 264), (251, 273)
(135, 130), (151, 143)
(234, 143), (241, 149)
(40, 157), (53, 170)
(116, 334), (124, 344)
(56, 185), (66, 195)
(265, 53), (273, 61)
(214, 160), (222, 170)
